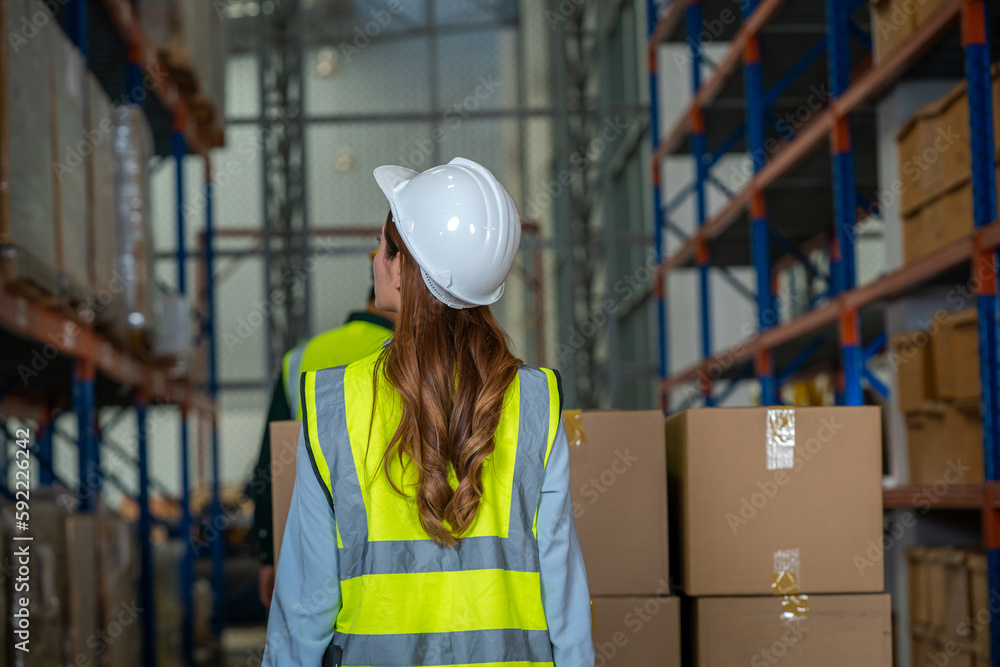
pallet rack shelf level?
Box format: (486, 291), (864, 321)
(647, 0), (1000, 664)
(98, 0), (220, 155)
(659, 220), (1000, 391)
(655, 0), (965, 277)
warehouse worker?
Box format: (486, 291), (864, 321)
(263, 158), (593, 666)
(250, 284), (395, 608)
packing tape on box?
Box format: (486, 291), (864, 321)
(563, 410), (587, 447)
(771, 548), (800, 595)
(766, 408), (796, 470)
(780, 595), (809, 620)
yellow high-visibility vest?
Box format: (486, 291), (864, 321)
(300, 349), (564, 666)
(282, 313), (393, 419)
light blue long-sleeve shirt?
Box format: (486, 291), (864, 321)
(262, 421), (595, 667)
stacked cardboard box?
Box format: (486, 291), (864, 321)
(909, 547), (989, 666)
(895, 309), (984, 485)
(140, 0), (226, 143)
(0, 0), (59, 295)
(566, 411), (681, 666)
(897, 82), (974, 263)
(898, 72), (1000, 264)
(870, 0), (950, 65)
(665, 407), (892, 666)
(66, 514), (101, 667)
(155, 539), (186, 667)
(97, 509), (142, 667)
(52, 27), (91, 305)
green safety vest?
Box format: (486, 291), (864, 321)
(282, 313), (393, 419)
(300, 349), (564, 666)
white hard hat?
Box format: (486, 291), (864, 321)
(373, 157), (521, 310)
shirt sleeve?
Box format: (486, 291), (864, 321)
(536, 421), (595, 666)
(262, 427), (341, 666)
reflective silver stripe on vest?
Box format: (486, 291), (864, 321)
(284, 341), (308, 417)
(333, 628), (554, 667)
(306, 366), (370, 545)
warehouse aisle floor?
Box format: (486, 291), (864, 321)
(220, 625), (267, 667)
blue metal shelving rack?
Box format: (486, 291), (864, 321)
(647, 0), (1000, 662)
(0, 1), (226, 665)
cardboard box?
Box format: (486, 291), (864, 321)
(902, 211), (930, 264)
(927, 548), (949, 636)
(591, 596), (681, 666)
(665, 407), (883, 596)
(898, 83), (972, 217)
(903, 179), (974, 263)
(909, 547), (932, 633)
(967, 552), (990, 658)
(693, 594), (893, 666)
(912, 628), (932, 667)
(932, 308), (980, 400)
(915, 634), (978, 667)
(155, 539), (186, 667)
(66, 514), (101, 667)
(915, 0), (949, 24)
(906, 403), (983, 485)
(97, 510), (142, 667)
(271, 420), (302, 565)
(943, 549), (975, 646)
(0, 0), (59, 294)
(892, 331), (936, 411)
(566, 410), (670, 597)
(871, 0), (915, 65)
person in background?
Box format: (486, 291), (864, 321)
(263, 157), (593, 666)
(249, 281), (395, 608)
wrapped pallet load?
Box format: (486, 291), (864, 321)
(86, 73), (122, 333)
(52, 27), (90, 305)
(111, 105), (157, 350)
(0, 0), (58, 295)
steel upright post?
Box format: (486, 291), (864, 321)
(962, 2), (1000, 663)
(137, 392), (158, 667)
(74, 359), (97, 510)
(646, 0), (670, 410)
(827, 0), (862, 405)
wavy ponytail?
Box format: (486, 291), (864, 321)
(372, 212), (522, 547)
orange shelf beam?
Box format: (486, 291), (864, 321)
(883, 484), (1000, 510)
(661, 221), (1000, 391)
(0, 286), (214, 413)
(648, 0), (686, 48)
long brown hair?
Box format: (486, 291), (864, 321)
(373, 212), (522, 546)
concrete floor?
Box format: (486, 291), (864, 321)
(217, 625), (267, 667)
